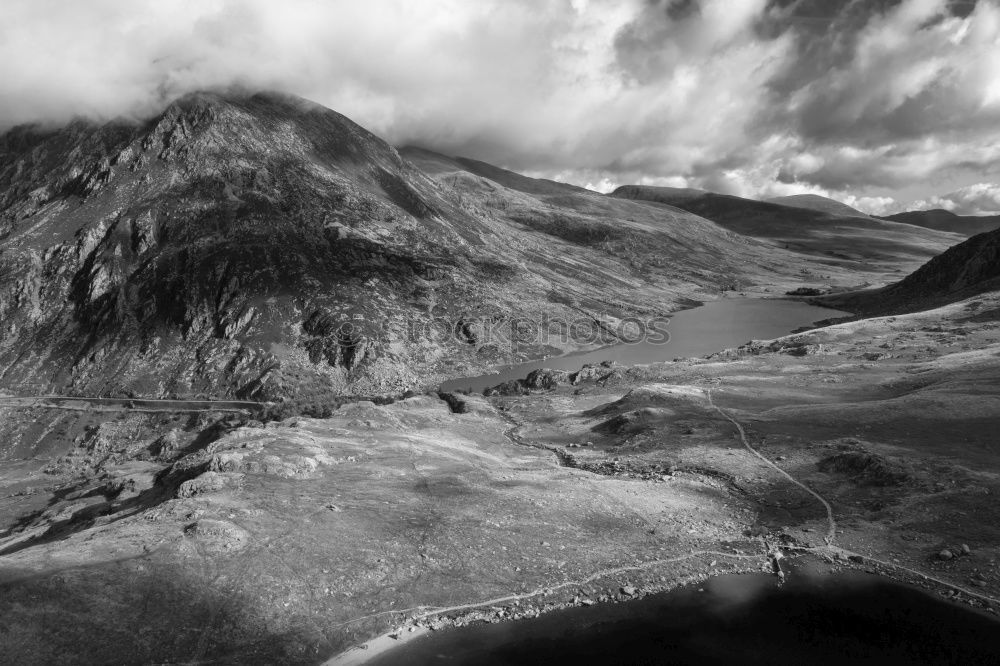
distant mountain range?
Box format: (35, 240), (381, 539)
(822, 224), (1000, 315)
(881, 209), (1000, 237)
(610, 185), (960, 267)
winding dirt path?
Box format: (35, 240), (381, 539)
(706, 388), (837, 546)
(706, 387), (1000, 606)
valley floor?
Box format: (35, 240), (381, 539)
(3, 292), (1000, 663)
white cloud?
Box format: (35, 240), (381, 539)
(787, 0), (1000, 141)
(847, 196), (899, 216)
(778, 0), (1000, 192)
(0, 0), (997, 213)
(909, 183), (1000, 215)
(0, 0), (791, 176)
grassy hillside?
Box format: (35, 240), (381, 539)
(766, 193), (869, 218)
(611, 185), (962, 277)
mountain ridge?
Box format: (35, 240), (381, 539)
(882, 208), (1000, 237)
(765, 193), (870, 218)
(0, 91), (824, 403)
(610, 184), (963, 270)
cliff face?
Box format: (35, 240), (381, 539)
(0, 93), (468, 398)
(0, 92), (540, 399)
(0, 92), (797, 401)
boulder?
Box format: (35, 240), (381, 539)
(176, 471), (245, 498)
(184, 519), (250, 553)
(484, 380), (530, 397)
(438, 392), (496, 415)
(524, 368), (570, 389)
(570, 364), (611, 385)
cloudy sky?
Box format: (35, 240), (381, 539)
(2, 0), (999, 215)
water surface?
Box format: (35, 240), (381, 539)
(369, 572), (1000, 665)
(440, 298), (847, 393)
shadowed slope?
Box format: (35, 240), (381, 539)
(822, 227), (1000, 315)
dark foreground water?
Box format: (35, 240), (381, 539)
(438, 298), (847, 393)
(368, 572), (1000, 666)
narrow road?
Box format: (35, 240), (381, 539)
(706, 388), (837, 546)
(0, 395), (268, 413)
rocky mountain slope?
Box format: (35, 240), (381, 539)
(2, 91), (475, 400)
(883, 209), (1000, 237)
(0, 92), (817, 403)
(611, 185), (962, 274)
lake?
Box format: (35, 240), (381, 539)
(439, 298), (847, 393)
(366, 571), (1000, 665)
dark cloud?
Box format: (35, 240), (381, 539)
(0, 0), (996, 213)
(781, 0), (1000, 144)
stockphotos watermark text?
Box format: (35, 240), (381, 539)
(329, 314), (672, 348)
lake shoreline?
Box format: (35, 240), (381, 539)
(330, 550), (1000, 665)
(437, 295), (851, 394)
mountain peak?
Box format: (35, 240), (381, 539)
(160, 88), (314, 112)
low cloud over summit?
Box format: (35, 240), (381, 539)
(2, 0), (997, 213)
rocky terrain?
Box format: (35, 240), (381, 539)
(1, 91), (999, 664)
(4, 281), (1000, 663)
